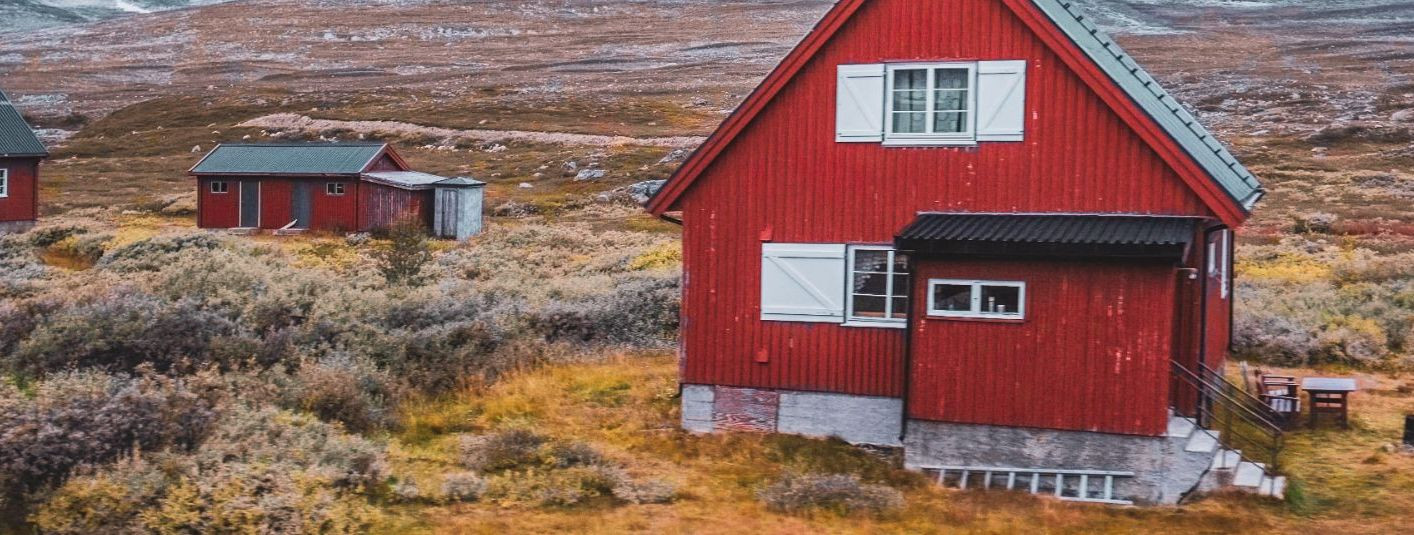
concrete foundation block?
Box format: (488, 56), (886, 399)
(680, 385), (715, 434)
(0, 220), (35, 235)
(778, 392), (903, 446)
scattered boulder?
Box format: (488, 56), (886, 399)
(1392, 109), (1414, 123)
(518, 182), (534, 189)
(191, 145), (203, 153)
(493, 201), (538, 218)
(657, 149), (690, 165)
(574, 169), (607, 181)
(621, 179), (666, 204)
(561, 161), (579, 176)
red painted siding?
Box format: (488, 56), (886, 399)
(358, 181), (430, 231)
(908, 259), (1177, 436)
(367, 154), (403, 172)
(196, 177), (239, 228)
(313, 179), (359, 232)
(676, 0), (1214, 399)
(0, 157), (40, 222)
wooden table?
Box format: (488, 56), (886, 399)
(1303, 377), (1358, 429)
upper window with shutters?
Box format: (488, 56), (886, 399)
(836, 60), (1027, 146)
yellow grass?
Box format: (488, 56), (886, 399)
(375, 355), (1414, 534)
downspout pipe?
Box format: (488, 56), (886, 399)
(898, 249), (917, 445)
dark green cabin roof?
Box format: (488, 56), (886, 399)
(190, 143), (388, 175)
(0, 89), (49, 158)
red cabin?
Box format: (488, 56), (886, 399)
(190, 142), (484, 239)
(0, 89), (48, 234)
(649, 0), (1268, 504)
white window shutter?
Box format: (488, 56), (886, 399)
(976, 60), (1027, 142)
(835, 64), (886, 142)
(761, 243), (847, 323)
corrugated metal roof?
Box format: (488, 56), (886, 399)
(0, 89), (48, 158)
(898, 213), (1197, 246)
(1037, 0), (1264, 209)
(190, 143), (386, 175)
(363, 171), (485, 190)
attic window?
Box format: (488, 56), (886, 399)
(326, 182), (346, 196)
(0, 169), (7, 198)
(886, 64), (975, 145)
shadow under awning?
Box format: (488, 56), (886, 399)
(895, 213), (1201, 261)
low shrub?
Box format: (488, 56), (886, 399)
(530, 274), (680, 346)
(27, 225), (88, 248)
(458, 430), (672, 507)
(459, 429), (550, 472)
(284, 353), (403, 433)
(0, 371), (221, 513)
(98, 234), (224, 273)
(440, 472), (486, 502)
(757, 473), (904, 516)
(32, 405), (390, 534)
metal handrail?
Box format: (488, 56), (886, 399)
(1196, 362), (1284, 422)
(1172, 360), (1285, 471)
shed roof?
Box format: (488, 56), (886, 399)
(0, 89), (48, 158)
(363, 171), (485, 190)
(896, 213), (1198, 260)
(190, 143), (389, 175)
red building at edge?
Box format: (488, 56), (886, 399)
(0, 89), (49, 234)
(648, 0), (1270, 504)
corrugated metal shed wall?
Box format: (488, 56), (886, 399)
(677, 0), (1217, 402)
(907, 259), (1176, 436)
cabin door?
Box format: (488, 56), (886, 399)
(239, 180), (260, 228)
(291, 182), (312, 229)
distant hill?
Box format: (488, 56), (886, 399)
(0, 0), (231, 31)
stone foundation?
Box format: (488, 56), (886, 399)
(0, 220), (35, 235)
(680, 384), (903, 446)
(903, 420), (1211, 504)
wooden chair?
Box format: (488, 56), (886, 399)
(1255, 370), (1301, 429)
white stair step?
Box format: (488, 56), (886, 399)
(1263, 476), (1287, 499)
(1211, 449), (1242, 470)
(1234, 462), (1265, 488)
(1167, 417), (1197, 438)
(1185, 430), (1220, 453)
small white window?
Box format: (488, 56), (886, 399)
(0, 169), (8, 198)
(846, 246), (911, 326)
(927, 280), (1026, 320)
(326, 182), (346, 196)
(885, 63), (976, 146)
(209, 181), (229, 194)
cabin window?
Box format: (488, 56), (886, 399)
(927, 280), (1025, 320)
(0, 169), (8, 198)
(326, 182), (346, 196)
(846, 246), (910, 326)
(885, 63), (975, 144)
(209, 181), (229, 194)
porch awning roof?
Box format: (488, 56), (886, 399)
(895, 213), (1201, 261)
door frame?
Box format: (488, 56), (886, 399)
(239, 180), (261, 228)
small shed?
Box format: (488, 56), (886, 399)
(0, 89), (48, 234)
(190, 142), (484, 239)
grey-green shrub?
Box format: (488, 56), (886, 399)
(757, 473), (904, 516)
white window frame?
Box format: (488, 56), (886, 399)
(209, 181), (229, 194)
(926, 279), (1026, 320)
(844, 245), (910, 328)
(0, 169), (8, 198)
(1218, 230), (1231, 299)
(326, 182), (346, 196)
(884, 62), (977, 147)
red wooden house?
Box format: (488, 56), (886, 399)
(190, 142), (484, 239)
(649, 0), (1273, 504)
(0, 89), (48, 234)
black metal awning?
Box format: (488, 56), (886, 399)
(895, 213), (1200, 261)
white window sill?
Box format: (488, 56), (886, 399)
(882, 138), (977, 148)
(926, 313), (1025, 323)
(843, 320), (907, 329)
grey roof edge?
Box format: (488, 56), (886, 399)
(1034, 0), (1264, 213)
(0, 88), (50, 158)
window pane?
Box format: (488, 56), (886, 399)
(980, 285), (1022, 316)
(934, 89), (967, 112)
(892, 252), (911, 273)
(852, 296), (888, 318)
(890, 297), (910, 317)
(932, 284), (972, 312)
(854, 250), (889, 272)
(853, 272), (888, 296)
(892, 274), (910, 294)
(935, 68), (969, 89)
(934, 111), (967, 133)
(895, 69), (928, 90)
(893, 112), (927, 133)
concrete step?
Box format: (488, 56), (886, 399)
(273, 228), (308, 236)
(1260, 476), (1287, 499)
(1211, 449), (1242, 470)
(1167, 417), (1197, 438)
(1233, 461), (1266, 488)
(1185, 430), (1220, 453)
(227, 227), (259, 236)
